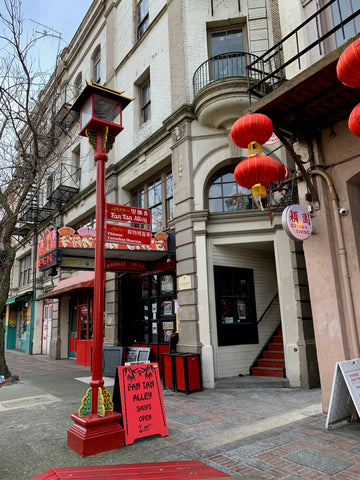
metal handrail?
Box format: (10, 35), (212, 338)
(193, 51), (262, 96)
(247, 0), (360, 98)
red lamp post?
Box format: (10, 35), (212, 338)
(67, 81), (133, 456)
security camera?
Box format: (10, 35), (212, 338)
(339, 208), (348, 216)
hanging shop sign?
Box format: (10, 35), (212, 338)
(282, 204), (312, 241)
(57, 227), (167, 252)
(36, 229), (60, 270)
(106, 203), (151, 224)
(61, 256), (146, 271)
(106, 223), (152, 245)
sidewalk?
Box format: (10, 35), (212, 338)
(1, 349), (360, 480)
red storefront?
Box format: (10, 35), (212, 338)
(37, 226), (173, 366)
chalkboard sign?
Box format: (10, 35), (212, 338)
(118, 363), (168, 445)
(125, 347), (139, 363)
(125, 347), (152, 363)
(326, 358), (360, 429)
(102, 346), (123, 377)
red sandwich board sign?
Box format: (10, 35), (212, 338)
(118, 363), (168, 445)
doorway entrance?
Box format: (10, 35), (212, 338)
(42, 302), (53, 355)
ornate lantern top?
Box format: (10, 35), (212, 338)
(71, 80), (134, 137)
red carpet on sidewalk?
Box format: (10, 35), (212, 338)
(32, 460), (231, 479)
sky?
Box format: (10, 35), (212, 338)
(19, 0), (93, 74)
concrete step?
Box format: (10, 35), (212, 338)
(267, 343), (284, 352)
(251, 366), (285, 378)
(272, 335), (283, 344)
(257, 358), (285, 369)
(263, 350), (285, 360)
(215, 375), (289, 388)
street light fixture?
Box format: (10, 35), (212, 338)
(67, 81), (133, 456)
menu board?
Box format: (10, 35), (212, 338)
(326, 358), (360, 429)
(118, 363), (168, 445)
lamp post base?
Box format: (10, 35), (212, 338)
(67, 411), (124, 457)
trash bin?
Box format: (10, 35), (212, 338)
(162, 353), (202, 394)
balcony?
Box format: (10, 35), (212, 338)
(247, 0), (360, 102)
(192, 52), (270, 130)
(17, 187), (55, 233)
(246, 0), (360, 135)
(44, 162), (80, 209)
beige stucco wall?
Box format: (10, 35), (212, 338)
(300, 119), (360, 411)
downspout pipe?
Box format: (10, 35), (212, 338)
(311, 168), (360, 359)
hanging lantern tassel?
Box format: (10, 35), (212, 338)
(251, 183), (267, 211)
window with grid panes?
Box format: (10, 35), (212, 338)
(140, 78), (151, 124)
(137, 0), (149, 39)
(19, 254), (32, 286)
(208, 168), (254, 212)
(132, 170), (173, 232)
(92, 47), (101, 83)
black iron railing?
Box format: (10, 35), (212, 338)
(193, 51), (262, 96)
(247, 0), (360, 99)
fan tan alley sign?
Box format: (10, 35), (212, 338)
(35, 226), (168, 271)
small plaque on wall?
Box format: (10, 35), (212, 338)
(178, 274), (192, 291)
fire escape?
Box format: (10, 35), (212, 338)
(15, 102), (80, 237)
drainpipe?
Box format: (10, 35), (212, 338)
(310, 168), (359, 359)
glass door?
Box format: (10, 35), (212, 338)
(210, 28), (245, 80)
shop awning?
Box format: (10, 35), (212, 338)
(39, 272), (94, 299)
(5, 291), (33, 305)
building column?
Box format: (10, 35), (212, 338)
(104, 272), (118, 346)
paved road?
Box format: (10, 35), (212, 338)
(1, 350), (360, 480)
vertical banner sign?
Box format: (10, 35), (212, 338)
(118, 363), (168, 445)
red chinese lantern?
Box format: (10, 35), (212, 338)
(234, 154), (289, 195)
(230, 113), (273, 148)
(348, 102), (360, 137)
(336, 38), (360, 88)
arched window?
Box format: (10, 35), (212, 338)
(92, 46), (101, 83)
(208, 168), (253, 212)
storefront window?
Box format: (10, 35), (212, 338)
(78, 295), (93, 340)
(124, 271), (177, 345)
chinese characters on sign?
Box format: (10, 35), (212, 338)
(106, 203), (152, 246)
(106, 223), (152, 245)
(106, 203), (151, 224)
(282, 204), (312, 241)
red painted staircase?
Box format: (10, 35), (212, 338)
(251, 327), (286, 378)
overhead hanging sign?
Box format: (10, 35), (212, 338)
(106, 203), (151, 225)
(106, 223), (152, 245)
(326, 358), (360, 429)
(61, 257), (146, 271)
(282, 204), (312, 241)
